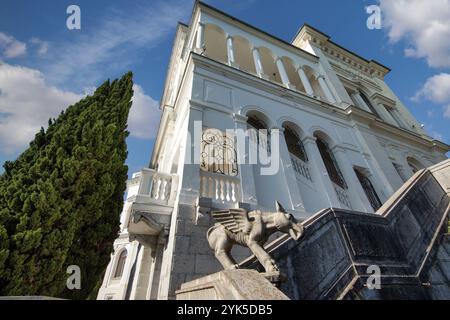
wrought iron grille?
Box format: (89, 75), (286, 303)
(247, 115), (271, 153)
(354, 168), (382, 211)
(284, 126), (308, 162)
(200, 128), (238, 176)
(316, 138), (347, 189)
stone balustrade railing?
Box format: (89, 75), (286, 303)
(200, 171), (241, 204)
(332, 182), (352, 209)
(290, 154), (312, 181)
(138, 169), (178, 207)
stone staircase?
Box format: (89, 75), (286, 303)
(240, 159), (450, 299)
(177, 159), (450, 300)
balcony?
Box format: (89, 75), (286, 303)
(127, 169), (179, 242)
(195, 22), (337, 105)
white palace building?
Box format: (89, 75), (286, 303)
(97, 2), (449, 300)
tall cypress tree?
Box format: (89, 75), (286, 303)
(0, 72), (133, 299)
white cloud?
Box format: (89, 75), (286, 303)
(30, 37), (49, 56)
(44, 0), (190, 89)
(129, 84), (161, 139)
(380, 0), (450, 68)
(0, 1), (182, 156)
(414, 73), (450, 103)
(0, 32), (27, 58)
(0, 63), (83, 154)
(0, 63), (161, 154)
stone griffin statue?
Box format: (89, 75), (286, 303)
(207, 201), (304, 274)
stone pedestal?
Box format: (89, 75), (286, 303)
(175, 269), (289, 300)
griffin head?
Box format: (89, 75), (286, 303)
(274, 201), (304, 240)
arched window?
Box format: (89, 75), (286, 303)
(303, 66), (324, 99)
(285, 125), (311, 181)
(204, 24), (228, 63)
(354, 168), (382, 211)
(113, 250), (127, 279)
(392, 162), (408, 182)
(281, 57), (305, 92)
(259, 47), (282, 84)
(247, 115), (270, 152)
(234, 36), (256, 74)
(316, 137), (347, 189)
(247, 115), (267, 131)
(283, 125), (307, 162)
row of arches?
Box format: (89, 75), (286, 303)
(244, 110), (425, 211)
(197, 23), (334, 103)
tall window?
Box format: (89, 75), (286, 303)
(200, 128), (238, 176)
(354, 168), (382, 211)
(392, 162), (408, 182)
(359, 91), (380, 118)
(316, 137), (347, 189)
(385, 105), (407, 129)
(247, 115), (270, 152)
(113, 250), (128, 279)
(284, 125), (307, 162)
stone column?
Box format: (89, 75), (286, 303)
(148, 238), (165, 299)
(226, 35), (237, 68)
(331, 146), (373, 212)
(275, 126), (306, 215)
(233, 113), (258, 206)
(252, 47), (264, 78)
(317, 75), (336, 103)
(297, 67), (314, 96)
(275, 58), (292, 89)
(195, 22), (205, 52)
(302, 136), (340, 207)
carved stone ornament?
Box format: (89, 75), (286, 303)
(207, 201), (304, 274)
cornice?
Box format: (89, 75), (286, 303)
(191, 52), (341, 116)
(191, 53), (449, 155)
(294, 24), (390, 80)
(332, 62), (382, 92)
(346, 105), (450, 153)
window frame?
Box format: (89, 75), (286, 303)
(113, 249), (128, 280)
(316, 137), (347, 189)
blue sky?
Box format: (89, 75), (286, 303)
(0, 0), (449, 176)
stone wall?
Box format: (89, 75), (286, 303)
(165, 203), (252, 298)
(239, 160), (450, 299)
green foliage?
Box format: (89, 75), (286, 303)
(0, 72), (133, 299)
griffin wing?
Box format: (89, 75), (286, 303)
(211, 208), (250, 234)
